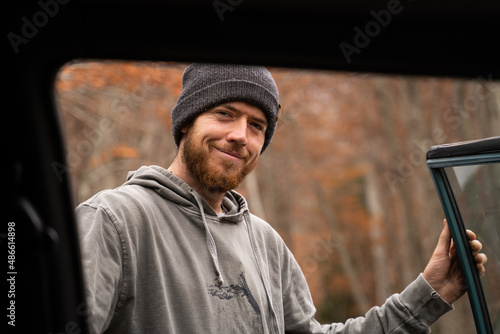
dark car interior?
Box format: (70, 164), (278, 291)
(5, 0), (500, 332)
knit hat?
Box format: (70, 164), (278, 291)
(171, 63), (280, 153)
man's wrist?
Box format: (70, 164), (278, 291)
(399, 274), (454, 326)
(422, 271), (466, 304)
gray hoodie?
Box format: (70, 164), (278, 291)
(76, 165), (453, 333)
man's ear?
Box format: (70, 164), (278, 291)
(178, 123), (190, 148)
(181, 122), (191, 134)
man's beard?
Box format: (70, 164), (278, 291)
(182, 134), (258, 193)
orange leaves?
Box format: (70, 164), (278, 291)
(110, 144), (140, 159)
(56, 61), (187, 94)
(87, 144), (139, 170)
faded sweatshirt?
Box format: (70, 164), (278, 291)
(76, 165), (453, 334)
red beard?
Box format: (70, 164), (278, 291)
(182, 134), (258, 193)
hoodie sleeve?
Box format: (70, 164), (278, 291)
(76, 202), (126, 334)
(282, 254), (454, 334)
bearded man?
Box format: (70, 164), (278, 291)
(76, 63), (487, 334)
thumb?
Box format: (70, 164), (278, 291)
(435, 219), (452, 256)
(423, 219), (453, 288)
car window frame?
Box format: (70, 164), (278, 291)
(427, 137), (500, 334)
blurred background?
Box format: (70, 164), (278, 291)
(55, 61), (500, 333)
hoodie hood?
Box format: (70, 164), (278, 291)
(125, 165), (246, 219)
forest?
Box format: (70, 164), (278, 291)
(55, 60), (500, 333)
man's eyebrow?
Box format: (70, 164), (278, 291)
(220, 104), (238, 112)
(219, 103), (243, 113)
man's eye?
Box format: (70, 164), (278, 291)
(217, 111), (231, 117)
(251, 123), (264, 132)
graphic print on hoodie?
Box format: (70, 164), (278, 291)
(207, 272), (264, 332)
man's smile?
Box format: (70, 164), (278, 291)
(214, 146), (246, 161)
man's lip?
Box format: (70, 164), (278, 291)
(215, 147), (244, 159)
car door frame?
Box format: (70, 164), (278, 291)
(427, 136), (500, 334)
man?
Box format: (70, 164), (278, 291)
(76, 63), (487, 333)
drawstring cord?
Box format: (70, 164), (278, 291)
(190, 189), (225, 286)
(243, 210), (280, 334)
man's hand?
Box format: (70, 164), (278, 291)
(423, 219), (488, 304)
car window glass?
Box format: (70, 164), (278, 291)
(446, 163), (500, 331)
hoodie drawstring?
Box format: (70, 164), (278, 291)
(243, 210), (280, 334)
(190, 189), (225, 286)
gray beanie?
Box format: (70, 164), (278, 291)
(171, 63), (280, 153)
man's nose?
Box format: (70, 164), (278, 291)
(226, 119), (248, 146)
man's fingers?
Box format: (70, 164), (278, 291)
(470, 239), (483, 253)
(466, 229), (477, 241)
(444, 225), (481, 254)
(476, 254), (487, 277)
(474, 253), (487, 277)
(436, 222), (487, 278)
(475, 252), (488, 265)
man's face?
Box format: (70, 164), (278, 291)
(180, 101), (268, 193)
